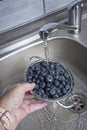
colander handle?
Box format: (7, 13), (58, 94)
(57, 92), (75, 109)
(57, 100), (74, 109)
(29, 56), (44, 65)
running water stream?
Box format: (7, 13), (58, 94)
(44, 40), (49, 63)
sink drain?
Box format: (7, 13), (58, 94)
(65, 93), (87, 114)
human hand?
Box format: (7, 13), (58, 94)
(0, 83), (47, 129)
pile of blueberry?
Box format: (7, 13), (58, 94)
(26, 60), (73, 100)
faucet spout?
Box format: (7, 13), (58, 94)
(39, 22), (77, 40)
(39, 23), (58, 40)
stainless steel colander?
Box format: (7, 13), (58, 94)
(24, 56), (74, 106)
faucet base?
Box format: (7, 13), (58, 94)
(68, 28), (81, 34)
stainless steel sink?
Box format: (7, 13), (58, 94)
(0, 37), (87, 130)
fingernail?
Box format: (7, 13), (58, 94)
(31, 83), (35, 86)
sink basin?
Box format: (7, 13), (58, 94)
(0, 38), (87, 130)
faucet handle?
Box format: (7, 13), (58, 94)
(67, 0), (83, 34)
(67, 0), (83, 10)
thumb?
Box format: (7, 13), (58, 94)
(17, 83), (35, 93)
(22, 83), (35, 92)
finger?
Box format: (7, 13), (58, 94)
(22, 99), (39, 105)
(20, 99), (40, 114)
(22, 83), (35, 92)
(16, 83), (35, 92)
(18, 101), (47, 120)
(27, 102), (47, 113)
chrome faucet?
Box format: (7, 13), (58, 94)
(39, 0), (83, 40)
(68, 0), (83, 34)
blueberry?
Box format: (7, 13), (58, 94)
(54, 74), (59, 80)
(35, 79), (40, 84)
(35, 84), (39, 89)
(42, 94), (48, 99)
(50, 87), (61, 96)
(41, 70), (47, 76)
(59, 76), (65, 81)
(28, 67), (33, 74)
(46, 74), (53, 82)
(55, 63), (60, 69)
(53, 94), (59, 98)
(35, 89), (45, 97)
(58, 92), (63, 97)
(31, 66), (35, 71)
(64, 73), (70, 79)
(62, 88), (67, 94)
(49, 70), (55, 75)
(62, 88), (67, 95)
(34, 74), (38, 79)
(27, 79), (33, 83)
(55, 71), (60, 75)
(62, 81), (66, 86)
(59, 84), (64, 89)
(50, 62), (55, 69)
(35, 65), (41, 71)
(58, 76), (62, 81)
(47, 83), (52, 88)
(41, 67), (46, 72)
(40, 89), (45, 94)
(46, 91), (50, 97)
(49, 86), (56, 96)
(42, 61), (48, 67)
(62, 76), (66, 81)
(27, 75), (32, 80)
(33, 88), (37, 93)
(36, 91), (42, 97)
(66, 79), (70, 84)
(59, 68), (65, 75)
(56, 88), (61, 94)
(39, 76), (44, 81)
(33, 86), (39, 94)
(32, 78), (36, 83)
(45, 87), (51, 92)
(64, 84), (70, 90)
(39, 82), (46, 89)
(54, 80), (59, 86)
